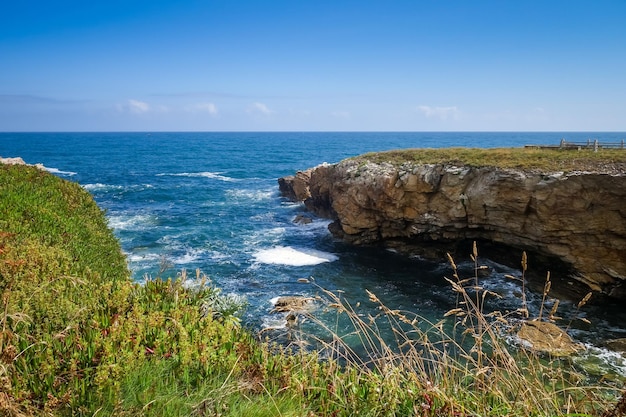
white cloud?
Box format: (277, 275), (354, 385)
(116, 99), (170, 115)
(417, 105), (459, 120)
(128, 99), (150, 114)
(248, 102), (274, 116)
(189, 102), (218, 116)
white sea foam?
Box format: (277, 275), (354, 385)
(574, 344), (626, 378)
(253, 246), (338, 266)
(269, 296), (281, 305)
(127, 252), (161, 263)
(244, 227), (286, 247)
(156, 172), (234, 182)
(43, 166), (77, 176)
(108, 214), (154, 231)
(83, 183), (124, 192)
(249, 212), (276, 222)
(261, 316), (287, 330)
(172, 249), (204, 264)
(83, 183), (153, 192)
(226, 188), (274, 201)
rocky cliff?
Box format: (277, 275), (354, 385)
(279, 156), (626, 299)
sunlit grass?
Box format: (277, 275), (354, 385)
(353, 147), (626, 172)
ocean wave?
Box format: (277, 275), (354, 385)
(156, 171), (235, 182)
(253, 246), (338, 266)
(108, 214), (155, 231)
(83, 183), (154, 192)
(126, 252), (162, 263)
(574, 344), (626, 378)
(244, 227), (287, 247)
(260, 315), (288, 330)
(43, 166), (77, 176)
(83, 183), (125, 192)
(226, 188), (275, 201)
(171, 248), (204, 264)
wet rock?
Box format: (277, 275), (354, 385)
(604, 338), (626, 353)
(293, 215), (312, 225)
(517, 320), (583, 356)
(271, 296), (315, 313)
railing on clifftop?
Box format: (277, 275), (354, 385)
(525, 138), (626, 151)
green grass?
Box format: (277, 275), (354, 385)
(352, 147), (626, 172)
(1, 163), (624, 416)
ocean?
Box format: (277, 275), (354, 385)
(2, 131), (626, 376)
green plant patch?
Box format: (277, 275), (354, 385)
(352, 147), (626, 173)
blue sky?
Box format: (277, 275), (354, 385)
(1, 0), (625, 131)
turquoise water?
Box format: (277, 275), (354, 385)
(2, 131), (626, 376)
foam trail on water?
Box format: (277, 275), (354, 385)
(254, 246), (338, 266)
(226, 188), (275, 202)
(108, 214), (154, 231)
(44, 166), (77, 176)
(156, 172), (235, 182)
(83, 183), (124, 192)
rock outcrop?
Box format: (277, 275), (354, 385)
(1, 156), (44, 170)
(279, 158), (626, 299)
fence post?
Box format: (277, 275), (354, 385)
(622, 139), (624, 149)
(594, 139), (599, 152)
(560, 138), (565, 149)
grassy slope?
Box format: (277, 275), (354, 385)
(0, 165), (252, 415)
(353, 147), (626, 173)
(0, 164), (622, 416)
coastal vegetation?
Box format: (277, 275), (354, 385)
(1, 163), (624, 416)
(353, 147), (626, 173)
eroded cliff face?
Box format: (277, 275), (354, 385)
(279, 159), (626, 299)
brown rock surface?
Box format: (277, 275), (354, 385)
(279, 159), (626, 299)
(517, 320), (583, 356)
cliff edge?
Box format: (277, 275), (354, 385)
(279, 150), (626, 299)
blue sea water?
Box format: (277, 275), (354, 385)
(2, 132), (626, 375)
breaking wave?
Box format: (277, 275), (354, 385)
(253, 246), (338, 266)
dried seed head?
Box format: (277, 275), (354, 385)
(517, 307), (529, 318)
(521, 251), (528, 272)
(472, 241), (478, 258)
(549, 299), (560, 319)
(444, 308), (464, 317)
(446, 253), (457, 270)
(577, 292), (592, 308)
(366, 289), (380, 304)
(544, 280), (552, 295)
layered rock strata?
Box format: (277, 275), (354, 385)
(279, 159), (626, 299)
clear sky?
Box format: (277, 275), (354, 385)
(1, 0), (625, 131)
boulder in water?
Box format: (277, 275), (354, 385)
(271, 296), (315, 313)
(517, 320), (583, 356)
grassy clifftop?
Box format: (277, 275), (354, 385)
(0, 164), (128, 281)
(0, 165), (256, 415)
(354, 147), (626, 173)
